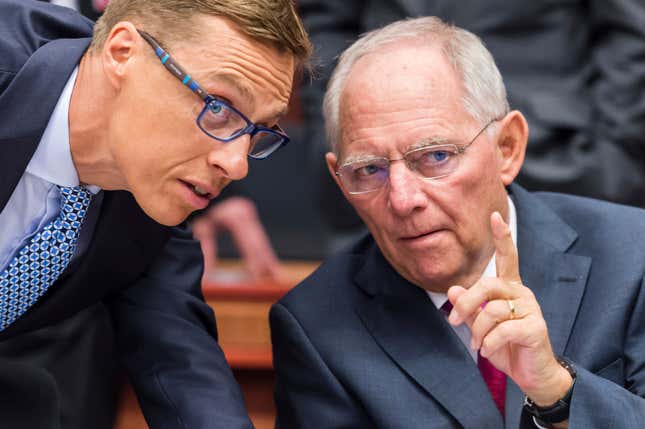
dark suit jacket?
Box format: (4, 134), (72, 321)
(0, 1), (252, 428)
(300, 0), (645, 232)
(271, 184), (645, 428)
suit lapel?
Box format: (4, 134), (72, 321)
(0, 38), (91, 213)
(355, 245), (504, 429)
(504, 185), (590, 428)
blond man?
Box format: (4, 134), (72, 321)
(0, 0), (310, 428)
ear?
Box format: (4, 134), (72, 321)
(325, 151), (350, 198)
(101, 22), (141, 91)
(494, 110), (528, 186)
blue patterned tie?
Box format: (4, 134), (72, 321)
(0, 186), (92, 331)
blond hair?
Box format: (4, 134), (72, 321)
(90, 0), (311, 69)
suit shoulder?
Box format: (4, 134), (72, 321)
(535, 192), (645, 262)
(536, 192), (645, 233)
(0, 1), (93, 87)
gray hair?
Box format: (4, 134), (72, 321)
(323, 16), (510, 153)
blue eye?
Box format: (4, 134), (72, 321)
(209, 102), (223, 114)
(356, 163), (382, 176)
(431, 150), (449, 162)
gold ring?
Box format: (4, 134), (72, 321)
(507, 299), (516, 320)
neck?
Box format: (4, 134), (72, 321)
(68, 52), (129, 191)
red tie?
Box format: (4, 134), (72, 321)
(477, 351), (506, 416)
(441, 301), (506, 416)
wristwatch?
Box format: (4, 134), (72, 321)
(523, 356), (577, 428)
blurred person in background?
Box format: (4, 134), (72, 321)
(45, 0), (107, 20)
(192, 196), (281, 281)
(299, 0), (645, 251)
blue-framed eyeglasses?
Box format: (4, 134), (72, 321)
(138, 30), (289, 160)
(336, 119), (497, 194)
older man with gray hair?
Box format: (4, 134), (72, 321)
(271, 16), (645, 429)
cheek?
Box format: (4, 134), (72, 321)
(451, 166), (505, 248)
(432, 173), (495, 244)
(349, 196), (385, 229)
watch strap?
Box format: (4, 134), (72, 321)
(523, 356), (577, 425)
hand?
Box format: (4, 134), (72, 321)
(447, 212), (572, 407)
(192, 214), (219, 273)
(192, 197), (281, 281)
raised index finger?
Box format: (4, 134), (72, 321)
(491, 211), (521, 282)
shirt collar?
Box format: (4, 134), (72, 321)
(427, 195), (518, 309)
(25, 67), (101, 194)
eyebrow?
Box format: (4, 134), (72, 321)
(407, 136), (451, 151)
(341, 136), (452, 164)
(341, 153), (385, 166)
(204, 72), (289, 121)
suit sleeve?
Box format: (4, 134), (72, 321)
(108, 224), (253, 429)
(566, 275), (645, 428)
(270, 302), (367, 428)
(521, 276), (645, 428)
(586, 0), (645, 205)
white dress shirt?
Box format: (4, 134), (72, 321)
(427, 196), (518, 361)
(0, 67), (101, 272)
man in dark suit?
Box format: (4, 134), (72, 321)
(271, 17), (645, 428)
(299, 0), (645, 249)
(0, 1), (311, 428)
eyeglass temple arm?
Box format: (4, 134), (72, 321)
(459, 119), (498, 153)
(137, 30), (209, 102)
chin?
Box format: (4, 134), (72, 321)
(131, 189), (192, 226)
(141, 203), (191, 226)
(409, 261), (465, 290)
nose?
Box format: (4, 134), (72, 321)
(207, 134), (250, 181)
(387, 161), (428, 216)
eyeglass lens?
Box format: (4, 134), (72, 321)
(339, 145), (461, 193)
(198, 100), (285, 159)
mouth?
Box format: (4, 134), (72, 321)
(180, 179), (217, 198)
(178, 179), (218, 209)
(399, 229), (446, 242)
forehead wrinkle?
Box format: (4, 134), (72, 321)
(216, 67), (289, 121)
(221, 61), (292, 103)
(203, 44), (293, 102)
(200, 33), (290, 74)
